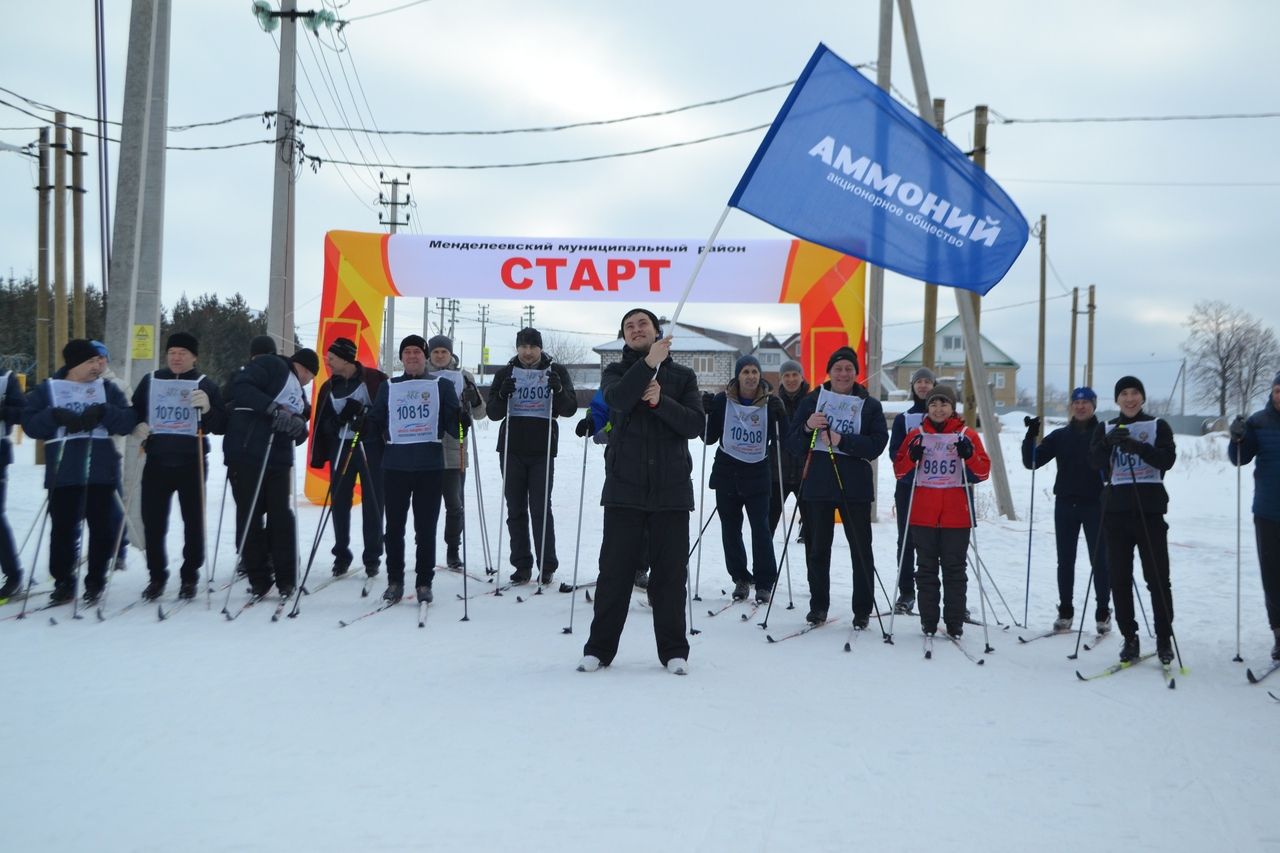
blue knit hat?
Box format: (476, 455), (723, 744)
(1070, 387), (1097, 404)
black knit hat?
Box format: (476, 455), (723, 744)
(619, 308), (661, 338)
(62, 338), (100, 370)
(399, 334), (427, 358)
(327, 337), (358, 364)
(516, 327), (543, 349)
(1114, 375), (1146, 402)
(165, 332), (199, 356)
(250, 335), (277, 356)
(734, 355), (761, 377)
(291, 348), (320, 377)
(826, 346), (859, 373)
(427, 334), (453, 355)
(927, 384), (958, 408)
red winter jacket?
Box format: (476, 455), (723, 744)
(892, 415), (991, 529)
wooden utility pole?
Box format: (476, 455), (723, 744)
(1086, 284), (1096, 388)
(960, 105), (988, 427)
(921, 97), (944, 372)
(1068, 287), (1079, 396)
(865, 0), (892, 405)
(53, 112), (68, 358)
(71, 127), (86, 338)
(1035, 214), (1046, 433)
(36, 127), (50, 465)
(378, 174), (408, 371)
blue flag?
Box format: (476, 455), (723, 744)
(730, 44), (1028, 294)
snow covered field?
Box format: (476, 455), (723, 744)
(3, 414), (1277, 852)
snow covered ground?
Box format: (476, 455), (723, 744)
(3, 414), (1278, 852)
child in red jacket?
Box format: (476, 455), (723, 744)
(892, 385), (991, 637)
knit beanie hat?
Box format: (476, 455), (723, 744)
(910, 367), (936, 385)
(734, 354), (761, 377)
(63, 338), (100, 370)
(166, 332), (199, 356)
(427, 335), (454, 355)
(1114, 375), (1145, 401)
(250, 335), (277, 357)
(619, 308), (661, 339)
(399, 335), (427, 358)
(780, 359), (803, 376)
(91, 340), (109, 360)
(516, 327), (543, 349)
(927, 384), (958, 408)
(826, 346), (859, 373)
(327, 337), (357, 364)
(291, 348), (320, 377)
(1071, 386), (1098, 404)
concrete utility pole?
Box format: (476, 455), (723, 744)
(477, 304), (490, 378)
(522, 305), (535, 328)
(1086, 284), (1096, 388)
(72, 127), (87, 338)
(1068, 287), (1079, 397)
(865, 0), (892, 402)
(104, 0), (171, 388)
(54, 112), (68, 359)
(266, 0), (301, 356)
(1036, 214), (1046, 433)
(447, 299), (459, 339)
(378, 173), (408, 371)
(36, 127), (50, 464)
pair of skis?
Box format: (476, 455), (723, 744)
(921, 632), (986, 664)
(1075, 653), (1181, 688)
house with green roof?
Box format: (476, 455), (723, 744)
(885, 316), (1021, 410)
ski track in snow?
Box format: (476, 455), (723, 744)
(2, 418), (1277, 852)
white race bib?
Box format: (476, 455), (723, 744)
(434, 369), (465, 401)
(49, 378), (108, 441)
(1107, 420), (1161, 485)
(814, 388), (863, 456)
(149, 376), (200, 437)
(510, 367), (552, 420)
(721, 400), (767, 464)
(273, 371), (305, 416)
(904, 412), (924, 434)
(915, 433), (965, 489)
(387, 379), (441, 445)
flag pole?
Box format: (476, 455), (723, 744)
(668, 205), (731, 332)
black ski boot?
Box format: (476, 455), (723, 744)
(1272, 629), (1280, 662)
(415, 585), (434, 604)
(142, 578), (166, 602)
(446, 549), (463, 570)
(364, 563), (380, 578)
(1119, 634), (1140, 663)
(731, 580), (750, 601)
(539, 568), (555, 585)
(893, 594), (914, 615)
(755, 586), (771, 604)
(382, 583), (404, 603)
(177, 581), (197, 600)
(805, 609), (827, 626)
(1156, 636), (1174, 665)
(945, 622), (964, 638)
(853, 612), (870, 630)
(332, 559), (351, 578)
(0, 571), (21, 599)
(49, 583), (75, 605)
(510, 569), (532, 585)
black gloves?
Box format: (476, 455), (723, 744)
(339, 402), (367, 427)
(52, 408), (82, 431)
(701, 391), (715, 411)
(464, 384), (483, 408)
(955, 436), (974, 459)
(286, 414), (308, 440)
(575, 415), (594, 438)
(79, 404), (105, 430)
(547, 370), (563, 393)
(1105, 426), (1130, 448)
(907, 435), (924, 462)
(1119, 438), (1147, 457)
(1230, 415), (1247, 442)
(270, 404), (301, 436)
(1024, 416), (1041, 438)
(498, 376), (517, 400)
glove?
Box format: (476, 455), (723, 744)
(286, 414), (308, 441)
(701, 391), (715, 411)
(79, 404), (105, 430)
(907, 435), (924, 463)
(132, 421), (151, 441)
(1119, 438), (1146, 456)
(498, 376), (516, 400)
(575, 415), (594, 438)
(1229, 415), (1247, 442)
(464, 384), (483, 408)
(339, 402), (367, 427)
(1024, 416), (1041, 438)
(190, 389), (211, 414)
(547, 370), (563, 393)
(1105, 426), (1130, 448)
(955, 436), (974, 459)
(270, 405), (296, 434)
(52, 407), (82, 430)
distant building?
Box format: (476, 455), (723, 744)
(593, 324), (738, 391)
(885, 316), (1020, 410)
(750, 333), (790, 386)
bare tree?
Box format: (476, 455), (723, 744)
(541, 332), (590, 366)
(1183, 300), (1279, 416)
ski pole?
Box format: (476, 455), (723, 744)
(684, 507), (719, 562)
(459, 425), (470, 622)
(70, 435), (95, 620)
(692, 410), (710, 601)
(1234, 451), (1243, 662)
(16, 497), (53, 620)
(1068, 474), (1113, 659)
(533, 378), (555, 595)
(967, 542), (1021, 628)
(221, 432), (276, 615)
(1024, 434), (1037, 627)
(563, 429), (590, 635)
(1126, 454), (1184, 670)
(822, 429), (889, 640)
(93, 476), (135, 616)
(886, 454), (922, 643)
(207, 474), (230, 609)
(14, 493), (50, 567)
(289, 426), (359, 617)
(962, 460), (994, 655)
(195, 424), (207, 598)
(493, 413), (511, 595)
(763, 418), (823, 630)
(770, 418), (791, 611)
(469, 425), (494, 575)
(760, 501), (801, 628)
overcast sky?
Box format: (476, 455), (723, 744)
(1, 0), (1276, 409)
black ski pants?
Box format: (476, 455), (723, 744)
(1054, 498), (1109, 615)
(49, 484), (117, 594)
(715, 485), (777, 591)
(1104, 511), (1173, 640)
(501, 452), (557, 573)
(1256, 515), (1280, 629)
(232, 464), (296, 593)
(894, 480), (918, 600)
(383, 468), (442, 589)
(442, 468), (464, 554)
(803, 500), (875, 617)
(0, 475), (19, 581)
(584, 508), (689, 667)
(912, 525), (971, 632)
(328, 441), (384, 570)
(141, 458), (206, 584)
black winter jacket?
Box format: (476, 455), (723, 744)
(705, 380), (787, 497)
(366, 372), (460, 472)
(600, 346), (704, 512)
(485, 354), (577, 458)
(1023, 416), (1104, 503)
(308, 362), (387, 469)
(889, 398), (928, 492)
(776, 381), (810, 486)
(785, 381), (888, 504)
(224, 354), (311, 469)
(0, 370), (26, 468)
(1088, 411), (1176, 515)
(23, 370), (138, 488)
(131, 369), (228, 466)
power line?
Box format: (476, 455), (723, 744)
(1044, 253), (1073, 297)
(302, 28), (382, 192)
(989, 108), (1280, 124)
(997, 176), (1280, 188)
(340, 0), (436, 25)
(883, 292), (1071, 328)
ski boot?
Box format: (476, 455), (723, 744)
(415, 585), (434, 604)
(1095, 607), (1112, 635)
(1119, 634), (1140, 663)
(1156, 636), (1174, 665)
(731, 580), (750, 601)
(1053, 604), (1073, 632)
(382, 583), (404, 603)
(893, 595), (915, 615)
(0, 571), (22, 600)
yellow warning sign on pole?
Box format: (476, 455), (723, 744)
(131, 324), (155, 360)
